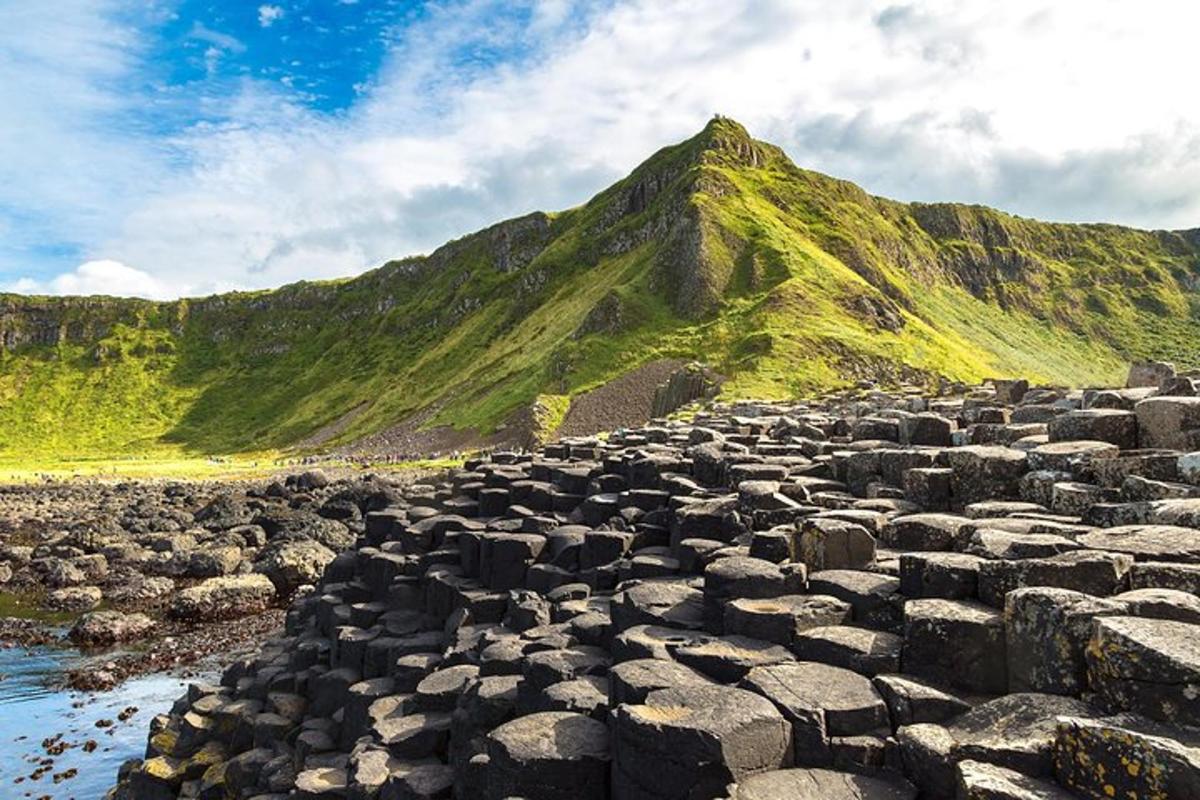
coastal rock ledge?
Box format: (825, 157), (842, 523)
(111, 376), (1200, 800)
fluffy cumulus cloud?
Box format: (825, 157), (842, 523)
(2, 0), (1199, 300)
(8, 260), (173, 300)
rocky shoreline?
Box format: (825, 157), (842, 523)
(63, 610), (289, 692)
(0, 616), (62, 647)
(0, 469), (444, 692)
(97, 368), (1200, 800)
(0, 606), (287, 692)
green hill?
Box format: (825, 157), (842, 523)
(1, 117), (1197, 461)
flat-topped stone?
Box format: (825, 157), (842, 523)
(732, 768), (916, 800)
(486, 711), (610, 800)
(1087, 616), (1200, 726)
(611, 685), (792, 799)
(741, 661), (889, 764)
(1077, 524), (1200, 562)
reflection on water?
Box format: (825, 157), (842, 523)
(0, 644), (200, 800)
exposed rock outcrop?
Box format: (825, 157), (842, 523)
(109, 377), (1200, 800)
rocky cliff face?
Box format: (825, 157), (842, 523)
(0, 296), (149, 350)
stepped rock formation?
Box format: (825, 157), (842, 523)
(0, 118), (1197, 459)
(109, 373), (1200, 799)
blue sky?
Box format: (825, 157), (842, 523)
(1, 0), (1198, 299)
(157, 1), (405, 113)
(149, 1), (549, 113)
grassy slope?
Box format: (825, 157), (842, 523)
(0, 323), (194, 455)
(0, 118), (1196, 461)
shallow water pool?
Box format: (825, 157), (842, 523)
(0, 644), (200, 800)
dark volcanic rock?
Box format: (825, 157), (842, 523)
(100, 380), (1200, 800)
(611, 684), (792, 798)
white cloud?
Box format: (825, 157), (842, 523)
(258, 5), (284, 28)
(0, 1), (161, 272)
(4, 0), (1200, 301)
(188, 22), (246, 53)
(6, 260), (174, 299)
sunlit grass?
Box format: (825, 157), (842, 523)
(0, 450), (283, 482)
(0, 451), (464, 483)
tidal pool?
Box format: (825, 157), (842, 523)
(0, 644), (200, 800)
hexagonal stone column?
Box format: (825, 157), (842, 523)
(485, 711), (610, 800)
(1086, 616), (1200, 726)
(740, 661), (889, 766)
(611, 684), (792, 799)
(902, 599), (1007, 694)
(731, 767), (916, 799)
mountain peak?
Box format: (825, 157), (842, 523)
(617, 116), (779, 196)
(687, 115), (779, 170)
(698, 114), (752, 143)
